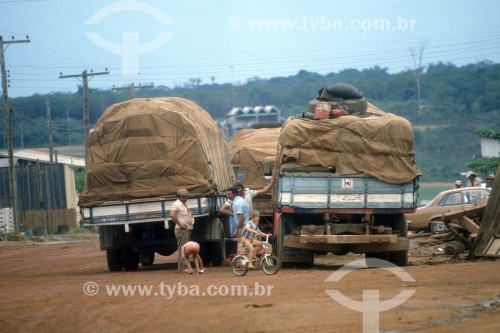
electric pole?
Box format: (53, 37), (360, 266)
(1, 35), (30, 234)
(111, 82), (154, 98)
(410, 40), (428, 116)
(46, 96), (54, 163)
(59, 69), (109, 167)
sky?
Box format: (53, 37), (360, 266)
(1, 0), (500, 97)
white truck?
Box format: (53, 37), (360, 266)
(79, 97), (235, 271)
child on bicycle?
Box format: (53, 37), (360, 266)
(241, 209), (272, 270)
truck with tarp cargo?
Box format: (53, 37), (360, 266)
(270, 85), (422, 266)
(228, 127), (281, 234)
(78, 97), (235, 271)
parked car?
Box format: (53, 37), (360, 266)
(406, 187), (490, 234)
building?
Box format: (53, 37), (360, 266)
(219, 105), (283, 140)
(0, 147), (85, 234)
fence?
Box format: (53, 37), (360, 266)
(22, 208), (77, 235)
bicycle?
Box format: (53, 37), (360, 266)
(230, 235), (281, 276)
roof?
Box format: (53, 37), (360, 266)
(0, 148), (85, 168)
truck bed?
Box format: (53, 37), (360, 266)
(81, 196), (224, 226)
(277, 172), (418, 210)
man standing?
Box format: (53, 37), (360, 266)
(171, 188), (194, 272)
(230, 186), (249, 238)
(220, 188), (237, 237)
(466, 171), (481, 187)
(235, 179), (274, 211)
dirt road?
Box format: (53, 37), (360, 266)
(0, 236), (498, 333)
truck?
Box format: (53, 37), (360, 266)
(78, 97), (236, 271)
(269, 94), (422, 267)
(228, 127), (281, 233)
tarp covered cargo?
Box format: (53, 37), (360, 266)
(79, 97), (235, 207)
(229, 128), (281, 189)
(276, 103), (422, 184)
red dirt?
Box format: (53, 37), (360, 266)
(0, 235), (498, 333)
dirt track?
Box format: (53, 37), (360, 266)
(0, 235), (498, 333)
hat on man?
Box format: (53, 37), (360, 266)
(176, 188), (189, 197)
(466, 171), (476, 178)
(455, 180), (462, 186)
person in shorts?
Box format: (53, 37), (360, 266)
(241, 209), (271, 270)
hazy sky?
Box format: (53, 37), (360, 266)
(1, 0), (500, 97)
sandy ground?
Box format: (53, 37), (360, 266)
(0, 233), (498, 333)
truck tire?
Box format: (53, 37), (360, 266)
(275, 216), (286, 264)
(106, 249), (123, 272)
(388, 251), (408, 267)
(342, 98), (368, 114)
(388, 214), (409, 266)
(208, 237), (226, 266)
(275, 215), (313, 268)
(121, 247), (139, 271)
(202, 224), (226, 266)
(140, 251), (155, 266)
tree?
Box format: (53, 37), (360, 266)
(467, 129), (500, 174)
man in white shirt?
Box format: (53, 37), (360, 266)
(171, 188), (194, 272)
(235, 179), (275, 211)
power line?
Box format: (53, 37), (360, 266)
(59, 69), (109, 166)
(0, 35), (30, 234)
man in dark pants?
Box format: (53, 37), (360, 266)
(171, 188), (194, 272)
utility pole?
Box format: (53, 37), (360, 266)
(1, 35), (30, 234)
(410, 40), (428, 117)
(46, 96), (54, 163)
(111, 82), (154, 98)
(59, 69), (109, 167)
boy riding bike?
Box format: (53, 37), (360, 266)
(241, 209), (272, 269)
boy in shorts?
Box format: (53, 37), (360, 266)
(241, 209), (272, 269)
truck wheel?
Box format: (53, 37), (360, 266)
(275, 216), (286, 264)
(106, 249), (123, 272)
(388, 251), (408, 267)
(121, 247), (139, 271)
(274, 215), (314, 268)
(386, 214), (409, 266)
(205, 222), (226, 266)
(208, 239), (226, 266)
(140, 252), (155, 266)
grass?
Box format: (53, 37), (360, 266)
(418, 185), (450, 206)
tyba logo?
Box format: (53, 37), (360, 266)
(325, 258), (416, 333)
(85, 1), (174, 75)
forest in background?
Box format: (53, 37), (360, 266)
(2, 61), (500, 183)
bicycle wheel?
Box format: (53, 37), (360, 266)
(0, 226), (6, 241)
(262, 255), (280, 275)
(231, 255), (249, 276)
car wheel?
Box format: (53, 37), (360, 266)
(429, 220), (448, 234)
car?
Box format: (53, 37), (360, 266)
(405, 187), (490, 234)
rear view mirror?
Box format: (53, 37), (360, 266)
(262, 156), (275, 178)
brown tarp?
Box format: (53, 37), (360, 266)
(276, 103), (422, 184)
(229, 128), (281, 189)
(79, 97), (235, 207)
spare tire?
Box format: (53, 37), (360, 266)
(342, 98), (368, 114)
(319, 84), (363, 100)
(307, 99), (320, 114)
